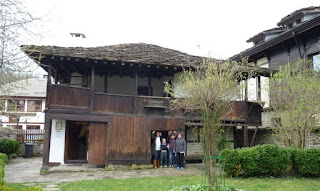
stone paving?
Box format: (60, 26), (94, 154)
(5, 157), (203, 190)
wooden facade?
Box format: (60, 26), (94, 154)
(22, 43), (264, 167)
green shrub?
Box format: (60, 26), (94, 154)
(222, 145), (290, 177)
(0, 139), (20, 155)
(220, 149), (241, 177)
(295, 149), (320, 177)
(0, 153), (8, 164)
(0, 184), (14, 191)
(13, 141), (20, 153)
(287, 146), (300, 173)
(0, 165), (5, 185)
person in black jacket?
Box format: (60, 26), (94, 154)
(173, 133), (186, 170)
(160, 138), (168, 168)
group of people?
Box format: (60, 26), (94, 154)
(151, 131), (186, 170)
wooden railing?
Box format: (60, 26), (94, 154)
(23, 129), (45, 142)
(48, 84), (262, 124)
(94, 93), (133, 114)
(50, 85), (90, 109)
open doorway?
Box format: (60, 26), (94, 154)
(65, 121), (88, 163)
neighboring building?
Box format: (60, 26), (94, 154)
(0, 78), (47, 130)
(231, 6), (320, 148)
(22, 43), (269, 167)
(231, 6), (320, 71)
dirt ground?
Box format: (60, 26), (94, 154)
(5, 157), (203, 190)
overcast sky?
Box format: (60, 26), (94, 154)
(25, 0), (319, 60)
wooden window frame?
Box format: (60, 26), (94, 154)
(27, 100), (42, 112)
(8, 99), (25, 112)
(26, 125), (40, 130)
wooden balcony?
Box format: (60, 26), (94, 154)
(47, 84), (262, 125)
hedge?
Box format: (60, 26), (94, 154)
(0, 152), (7, 185)
(0, 153), (8, 164)
(221, 145), (290, 177)
(0, 139), (20, 155)
(295, 149), (320, 176)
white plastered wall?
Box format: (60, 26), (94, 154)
(49, 119), (66, 164)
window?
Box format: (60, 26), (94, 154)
(7, 125), (23, 129)
(138, 86), (150, 96)
(27, 100), (42, 112)
(26, 125), (40, 129)
(296, 19), (301, 24)
(8, 99), (25, 112)
(312, 53), (320, 72)
(0, 99), (5, 111)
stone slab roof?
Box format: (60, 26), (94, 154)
(21, 43), (205, 67)
(0, 78), (47, 98)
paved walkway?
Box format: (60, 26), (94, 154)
(5, 157), (203, 190)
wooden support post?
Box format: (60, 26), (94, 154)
(45, 65), (52, 109)
(244, 79), (248, 101)
(148, 75), (152, 96)
(243, 126), (249, 147)
(250, 126), (258, 147)
(90, 66), (95, 112)
(133, 69), (138, 114)
(55, 64), (59, 84)
(256, 76), (261, 101)
(233, 126), (238, 149)
(42, 118), (52, 166)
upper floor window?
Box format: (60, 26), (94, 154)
(296, 19), (301, 25)
(0, 99), (5, 111)
(8, 99), (25, 112)
(312, 53), (320, 72)
(27, 100), (42, 112)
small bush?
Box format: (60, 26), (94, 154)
(0, 165), (5, 185)
(220, 149), (241, 177)
(0, 153), (8, 164)
(0, 184), (14, 191)
(295, 149), (320, 177)
(13, 141), (20, 153)
(221, 145), (290, 177)
(0, 139), (20, 155)
(286, 146), (300, 173)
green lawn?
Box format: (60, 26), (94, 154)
(59, 176), (320, 191)
(4, 183), (32, 190)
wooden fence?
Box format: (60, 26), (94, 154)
(23, 129), (45, 142)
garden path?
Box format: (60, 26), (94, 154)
(5, 157), (203, 190)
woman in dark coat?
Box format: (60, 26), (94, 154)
(173, 133), (186, 169)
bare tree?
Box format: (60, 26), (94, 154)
(0, 0), (42, 112)
(165, 59), (250, 190)
(269, 62), (320, 148)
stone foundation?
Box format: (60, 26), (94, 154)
(18, 142), (44, 157)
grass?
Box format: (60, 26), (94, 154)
(4, 183), (30, 190)
(58, 175), (320, 191)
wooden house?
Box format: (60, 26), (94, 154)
(22, 43), (268, 167)
(230, 6), (320, 148)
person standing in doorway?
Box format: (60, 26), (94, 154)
(168, 131), (176, 168)
(160, 138), (168, 168)
(152, 131), (161, 168)
(174, 133), (186, 170)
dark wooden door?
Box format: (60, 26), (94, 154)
(88, 122), (108, 166)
